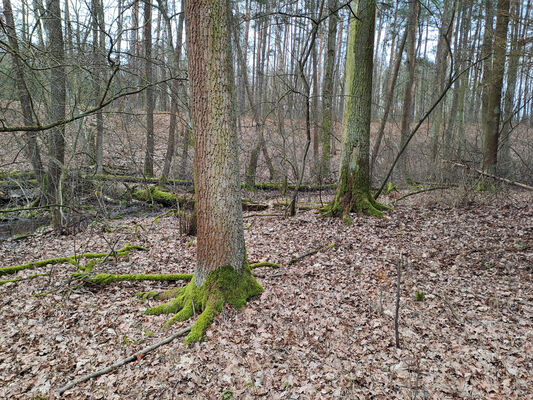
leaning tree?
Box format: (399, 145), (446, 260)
(145, 0), (263, 343)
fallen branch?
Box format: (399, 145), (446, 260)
(0, 244), (145, 277)
(288, 243), (335, 266)
(89, 272), (193, 285)
(392, 185), (455, 204)
(436, 293), (463, 324)
(394, 259), (401, 349)
(448, 161), (533, 191)
(54, 324), (192, 397)
(250, 262), (280, 269)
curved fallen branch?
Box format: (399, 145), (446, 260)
(288, 242), (335, 265)
(54, 324), (192, 397)
(392, 185), (454, 204)
(249, 262), (280, 269)
(90, 272), (193, 284)
(0, 244), (145, 277)
(448, 161), (533, 191)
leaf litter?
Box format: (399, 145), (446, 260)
(0, 189), (531, 399)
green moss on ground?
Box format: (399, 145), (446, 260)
(0, 272), (48, 286)
(145, 263), (263, 344)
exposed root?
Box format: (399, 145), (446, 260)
(145, 264), (263, 344)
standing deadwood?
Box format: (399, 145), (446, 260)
(319, 0), (338, 183)
(398, 0), (419, 182)
(44, 0), (66, 230)
(321, 0), (389, 219)
(145, 0), (263, 344)
(2, 0), (45, 185)
(430, 0), (455, 164)
(143, 0), (155, 177)
(483, 0), (511, 174)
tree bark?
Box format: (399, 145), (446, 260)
(143, 0), (155, 177)
(44, 0), (66, 229)
(398, 0), (420, 181)
(2, 0), (45, 186)
(483, 0), (510, 173)
(323, 0), (388, 218)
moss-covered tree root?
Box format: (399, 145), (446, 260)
(145, 263), (263, 344)
(249, 261), (280, 269)
(0, 244), (145, 277)
(321, 189), (390, 219)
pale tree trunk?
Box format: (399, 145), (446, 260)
(160, 5), (185, 184)
(92, 0), (105, 173)
(143, 0), (155, 177)
(483, 0), (510, 174)
(430, 0), (455, 164)
(322, 0), (388, 218)
(370, 14), (407, 175)
(44, 0), (66, 230)
(398, 0), (419, 182)
(499, 0), (521, 173)
(319, 0), (338, 183)
(2, 0), (45, 186)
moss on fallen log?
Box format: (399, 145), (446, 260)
(90, 273), (193, 285)
(0, 244), (145, 277)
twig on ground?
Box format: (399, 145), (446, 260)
(54, 325), (193, 397)
(436, 293), (463, 324)
(392, 185), (455, 204)
(287, 242), (335, 265)
(395, 259), (402, 349)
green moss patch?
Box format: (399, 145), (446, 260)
(145, 262), (263, 344)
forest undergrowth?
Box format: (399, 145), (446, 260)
(0, 188), (531, 399)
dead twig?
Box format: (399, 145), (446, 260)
(448, 161), (533, 191)
(287, 242), (335, 265)
(54, 325), (192, 397)
(395, 259), (402, 349)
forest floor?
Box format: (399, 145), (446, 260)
(0, 188), (531, 399)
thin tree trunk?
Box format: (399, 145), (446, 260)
(398, 0), (420, 181)
(143, 0), (155, 177)
(2, 0), (45, 185)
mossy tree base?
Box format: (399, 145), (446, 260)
(321, 189), (390, 219)
(145, 263), (263, 344)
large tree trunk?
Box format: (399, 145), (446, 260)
(483, 0), (511, 173)
(146, 0), (262, 344)
(322, 0), (388, 218)
(44, 0), (66, 230)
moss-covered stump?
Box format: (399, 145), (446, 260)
(0, 244), (145, 277)
(145, 263), (263, 344)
